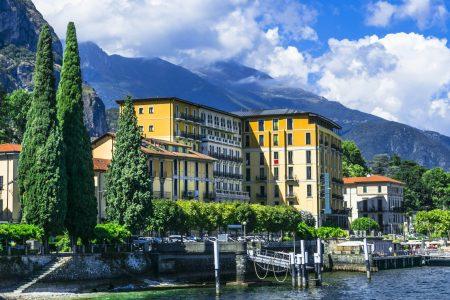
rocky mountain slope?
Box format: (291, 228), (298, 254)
(0, 0), (107, 137)
(78, 43), (450, 170)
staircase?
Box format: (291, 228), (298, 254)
(12, 256), (71, 294)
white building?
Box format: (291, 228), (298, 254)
(344, 175), (405, 234)
(199, 108), (248, 201)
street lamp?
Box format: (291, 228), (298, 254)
(242, 221), (247, 241)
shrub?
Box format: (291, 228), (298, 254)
(0, 224), (43, 244)
(351, 217), (379, 232)
(296, 222), (316, 239)
(316, 226), (348, 239)
(92, 223), (131, 244)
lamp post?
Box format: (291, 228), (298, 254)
(243, 221), (247, 241)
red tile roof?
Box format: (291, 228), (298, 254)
(93, 158), (111, 172)
(0, 144), (21, 153)
(343, 175), (404, 185)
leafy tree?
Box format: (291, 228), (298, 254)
(351, 217), (379, 232)
(421, 168), (450, 209)
(105, 96), (152, 233)
(0, 90), (32, 143)
(235, 203), (257, 232)
(19, 25), (67, 249)
(57, 22), (98, 244)
(296, 222), (316, 239)
(201, 203), (222, 234)
(389, 160), (431, 212)
(149, 200), (186, 236)
(92, 223), (131, 244)
(0, 224), (43, 244)
(414, 210), (450, 238)
(316, 226), (348, 239)
(371, 154), (390, 175)
(342, 140), (370, 177)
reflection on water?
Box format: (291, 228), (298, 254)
(83, 267), (450, 300)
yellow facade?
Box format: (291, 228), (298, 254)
(240, 113), (346, 227)
(0, 146), (21, 222)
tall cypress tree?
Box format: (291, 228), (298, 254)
(19, 25), (67, 248)
(57, 22), (97, 244)
(105, 97), (152, 233)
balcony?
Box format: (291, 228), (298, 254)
(213, 171), (243, 180)
(255, 175), (267, 182)
(175, 113), (204, 124)
(286, 175), (299, 183)
(256, 193), (267, 200)
(177, 132), (204, 141)
(208, 152), (243, 163)
(286, 193), (296, 199)
(216, 190), (250, 201)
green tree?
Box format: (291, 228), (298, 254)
(350, 217), (379, 232)
(316, 226), (348, 239)
(92, 223), (131, 244)
(57, 23), (98, 244)
(105, 97), (152, 233)
(421, 168), (450, 209)
(0, 90), (32, 143)
(371, 154), (390, 175)
(414, 210), (450, 238)
(19, 25), (67, 250)
(296, 222), (316, 239)
(149, 200), (186, 236)
(235, 203), (257, 232)
(342, 140), (370, 177)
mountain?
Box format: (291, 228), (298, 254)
(79, 42), (450, 170)
(0, 0), (107, 137)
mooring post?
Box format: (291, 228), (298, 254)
(214, 240), (220, 295)
(363, 238), (371, 280)
(295, 253), (302, 288)
(289, 252), (296, 287)
(300, 240), (308, 288)
(314, 238), (322, 286)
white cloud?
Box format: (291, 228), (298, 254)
(366, 0), (448, 29)
(314, 33), (450, 135)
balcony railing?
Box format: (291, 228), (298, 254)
(213, 171), (243, 180)
(256, 193), (267, 199)
(286, 193), (296, 199)
(286, 175), (299, 183)
(177, 132), (205, 141)
(216, 190), (250, 200)
(208, 152), (243, 163)
(255, 175), (267, 181)
(175, 113), (204, 124)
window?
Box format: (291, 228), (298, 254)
(258, 120), (264, 131)
(148, 125), (154, 132)
(288, 151), (293, 164)
(287, 118), (293, 130)
(184, 107), (188, 115)
(306, 150), (311, 164)
(149, 107), (154, 114)
(306, 166), (312, 179)
(288, 167), (294, 179)
(259, 167), (265, 179)
(259, 153), (264, 165)
(273, 119), (279, 130)
(260, 185), (266, 196)
(306, 132), (311, 145)
(259, 135), (264, 146)
(273, 151), (279, 164)
(307, 184), (312, 197)
(205, 163), (209, 178)
(274, 186), (279, 197)
(184, 161), (188, 176)
(246, 168), (251, 181)
(343, 188), (347, 195)
(287, 133), (293, 145)
(378, 185), (382, 193)
(245, 135), (250, 147)
(246, 153), (250, 165)
(138, 126), (143, 132)
(195, 181), (199, 192)
(0, 176), (3, 191)
(138, 107), (144, 114)
(195, 162), (199, 177)
(274, 201), (280, 206)
(160, 161), (164, 178)
(273, 134), (279, 146)
(244, 121), (250, 132)
(363, 186), (367, 193)
(288, 185), (294, 196)
(274, 167), (279, 180)
(149, 161), (154, 176)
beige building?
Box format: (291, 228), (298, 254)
(92, 132), (216, 220)
(344, 175), (405, 234)
(0, 144), (21, 222)
(235, 109), (347, 228)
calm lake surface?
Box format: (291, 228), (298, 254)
(82, 267), (449, 300)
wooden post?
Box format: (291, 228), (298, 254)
(314, 238), (322, 286)
(300, 240), (308, 288)
(295, 254), (302, 288)
(363, 238), (371, 280)
(214, 240), (220, 295)
(290, 252), (296, 287)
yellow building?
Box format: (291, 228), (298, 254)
(235, 109), (347, 227)
(0, 144), (21, 222)
(117, 97), (248, 202)
(92, 133), (216, 220)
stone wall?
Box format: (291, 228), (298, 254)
(0, 255), (54, 279)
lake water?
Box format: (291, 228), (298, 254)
(80, 267), (449, 300)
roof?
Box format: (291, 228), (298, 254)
(93, 158), (111, 172)
(233, 109), (342, 130)
(343, 175), (404, 185)
(116, 97), (241, 118)
(0, 144), (22, 153)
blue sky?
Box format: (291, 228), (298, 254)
(34, 0), (450, 135)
